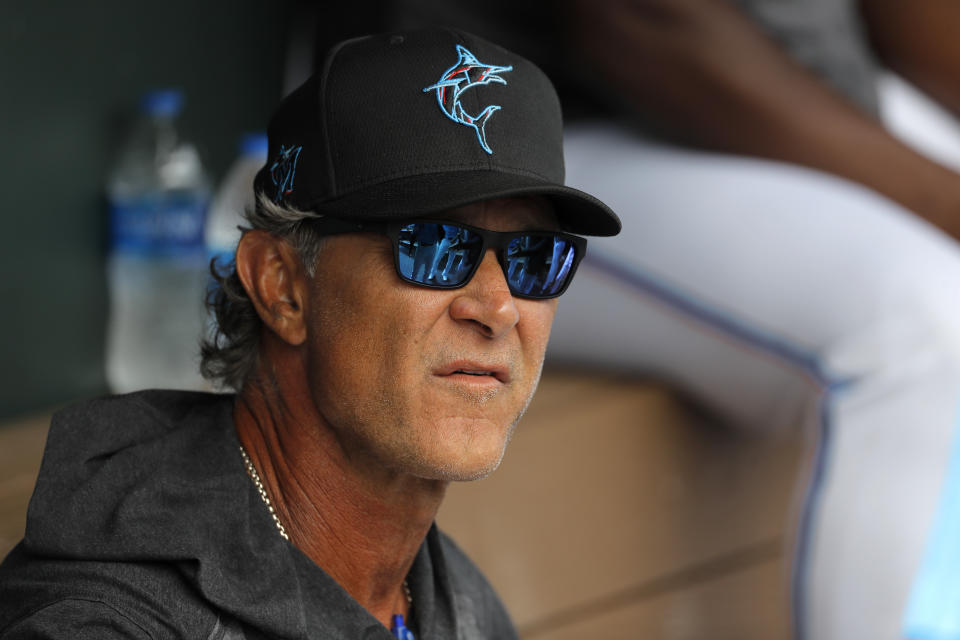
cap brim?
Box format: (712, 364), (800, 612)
(303, 170), (621, 237)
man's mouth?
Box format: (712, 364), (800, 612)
(435, 361), (511, 384)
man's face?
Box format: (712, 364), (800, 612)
(303, 197), (559, 481)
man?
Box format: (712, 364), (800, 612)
(0, 28), (619, 639)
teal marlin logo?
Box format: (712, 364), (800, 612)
(423, 45), (513, 154)
(269, 144), (302, 202)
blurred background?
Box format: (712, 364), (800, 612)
(4, 0), (959, 422)
(5, 2), (960, 639)
(0, 6), (803, 638)
(0, 0), (293, 419)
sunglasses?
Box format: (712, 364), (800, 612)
(307, 217), (587, 299)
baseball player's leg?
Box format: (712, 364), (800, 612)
(551, 122), (960, 639)
(803, 357), (960, 640)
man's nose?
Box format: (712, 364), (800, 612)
(448, 250), (520, 338)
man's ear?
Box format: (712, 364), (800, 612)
(235, 230), (308, 346)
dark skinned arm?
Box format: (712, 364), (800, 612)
(563, 0), (960, 240)
(860, 0), (960, 118)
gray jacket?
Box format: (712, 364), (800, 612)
(0, 391), (515, 639)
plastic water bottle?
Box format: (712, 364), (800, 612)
(205, 133), (267, 266)
(105, 89), (212, 393)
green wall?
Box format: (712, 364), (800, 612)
(0, 1), (290, 419)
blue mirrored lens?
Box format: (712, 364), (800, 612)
(506, 236), (577, 297)
(396, 223), (483, 286)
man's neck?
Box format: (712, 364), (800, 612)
(233, 368), (446, 628)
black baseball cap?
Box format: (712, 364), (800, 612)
(253, 27), (621, 237)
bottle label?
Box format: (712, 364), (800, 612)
(110, 193), (209, 258)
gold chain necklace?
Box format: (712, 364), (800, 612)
(239, 444), (289, 540)
(238, 445), (413, 606)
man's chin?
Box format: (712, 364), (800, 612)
(444, 455), (506, 482)
(422, 461), (503, 483)
(409, 442), (509, 482)
(398, 412), (522, 481)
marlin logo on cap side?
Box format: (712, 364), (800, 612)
(269, 144), (302, 202)
(423, 45), (513, 154)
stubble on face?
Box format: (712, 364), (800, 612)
(310, 305), (548, 483)
(302, 198), (558, 484)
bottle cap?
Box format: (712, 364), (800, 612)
(239, 133), (269, 157)
(141, 89), (184, 117)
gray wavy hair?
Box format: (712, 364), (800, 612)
(200, 193), (326, 390)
